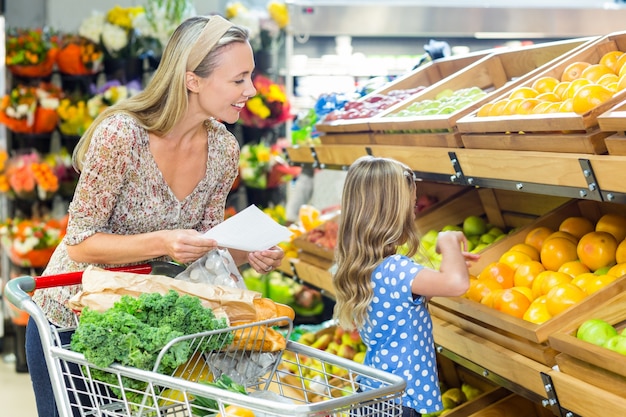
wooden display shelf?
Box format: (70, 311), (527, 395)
(432, 316), (552, 399)
(292, 259), (334, 297)
(284, 144), (626, 200)
(548, 370), (626, 417)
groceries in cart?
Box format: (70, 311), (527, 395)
(175, 248), (247, 289)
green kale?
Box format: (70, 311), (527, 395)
(70, 290), (233, 405)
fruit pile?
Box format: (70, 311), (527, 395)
(465, 213), (626, 324)
(321, 87), (426, 121)
(414, 215), (512, 269)
(386, 86), (487, 118)
(476, 50), (626, 116)
(576, 318), (626, 355)
(423, 383), (483, 417)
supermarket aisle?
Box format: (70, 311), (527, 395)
(0, 334), (38, 417)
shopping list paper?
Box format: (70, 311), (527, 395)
(202, 204), (293, 251)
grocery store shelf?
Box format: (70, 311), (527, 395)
(284, 144), (626, 204)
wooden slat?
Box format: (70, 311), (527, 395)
(432, 316), (552, 397)
(549, 369), (626, 417)
(555, 353), (626, 397)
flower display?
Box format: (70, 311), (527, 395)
(0, 149), (59, 200)
(133, 0), (197, 57)
(239, 74), (291, 129)
(0, 82), (62, 134)
(86, 80), (141, 118)
(239, 141), (296, 189)
(57, 93), (94, 137)
(225, 1), (289, 53)
(78, 5), (151, 60)
(0, 215), (68, 268)
(55, 33), (104, 76)
(5, 27), (59, 78)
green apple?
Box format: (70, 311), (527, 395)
(441, 224), (463, 232)
(421, 229), (439, 247)
(479, 233), (496, 244)
(463, 215), (487, 236)
(577, 318), (618, 346)
(603, 335), (626, 355)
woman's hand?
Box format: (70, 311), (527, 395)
(247, 245), (285, 274)
(164, 230), (218, 264)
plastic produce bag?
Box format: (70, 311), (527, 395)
(175, 249), (246, 289)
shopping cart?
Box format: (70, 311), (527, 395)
(5, 267), (406, 417)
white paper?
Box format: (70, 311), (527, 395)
(203, 205), (293, 251)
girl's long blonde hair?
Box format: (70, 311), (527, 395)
(72, 16), (249, 171)
(333, 156), (420, 330)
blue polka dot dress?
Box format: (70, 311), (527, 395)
(357, 254), (443, 414)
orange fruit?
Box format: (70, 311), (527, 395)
(545, 231), (579, 245)
(614, 53), (626, 76)
(491, 288), (531, 319)
(508, 87), (539, 100)
(509, 243), (540, 261)
(553, 81), (571, 99)
(511, 286), (534, 302)
(545, 283), (587, 316)
(540, 236), (579, 271)
(571, 272), (617, 295)
(558, 260), (590, 278)
(466, 277), (503, 303)
(539, 270), (573, 296)
(581, 64), (614, 83)
(217, 405), (256, 417)
(513, 260), (546, 288)
(597, 73), (619, 88)
(595, 213), (626, 242)
(502, 98), (524, 115)
(606, 81), (619, 92)
(599, 50), (624, 73)
(531, 76), (560, 94)
(577, 231), (617, 271)
(515, 98), (541, 115)
(487, 99), (510, 117)
(529, 101), (556, 114)
(525, 226), (555, 252)
(499, 250), (533, 271)
(616, 239), (626, 264)
(564, 78), (591, 99)
(617, 74), (626, 92)
(608, 262), (626, 278)
(299, 205), (322, 231)
(481, 288), (503, 308)
(561, 61), (591, 82)
(478, 261), (515, 289)
(476, 102), (494, 117)
(558, 216), (595, 239)
(572, 84), (614, 114)
(558, 98), (575, 113)
(535, 92), (560, 102)
(523, 296), (552, 324)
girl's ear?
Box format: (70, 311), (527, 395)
(185, 71), (200, 93)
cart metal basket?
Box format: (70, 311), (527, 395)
(5, 267), (406, 417)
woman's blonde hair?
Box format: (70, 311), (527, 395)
(333, 156), (420, 330)
(72, 15), (249, 171)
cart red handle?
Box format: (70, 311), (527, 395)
(32, 264), (153, 288)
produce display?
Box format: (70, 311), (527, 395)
(464, 213), (626, 324)
(321, 87), (425, 121)
(385, 87), (487, 118)
(413, 214), (512, 269)
(575, 318), (626, 354)
(476, 50), (626, 116)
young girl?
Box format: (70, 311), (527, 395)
(333, 155), (479, 417)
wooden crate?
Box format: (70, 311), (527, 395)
(467, 394), (548, 417)
(549, 290), (626, 397)
(429, 198), (626, 366)
(457, 31), (626, 154)
(316, 50), (492, 134)
(436, 354), (511, 417)
(598, 99), (626, 155)
(414, 187), (569, 247)
(367, 37), (591, 148)
(318, 132), (374, 145)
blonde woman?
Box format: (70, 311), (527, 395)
(27, 15), (284, 417)
(333, 156), (479, 417)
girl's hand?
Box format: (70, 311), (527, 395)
(248, 245), (285, 273)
